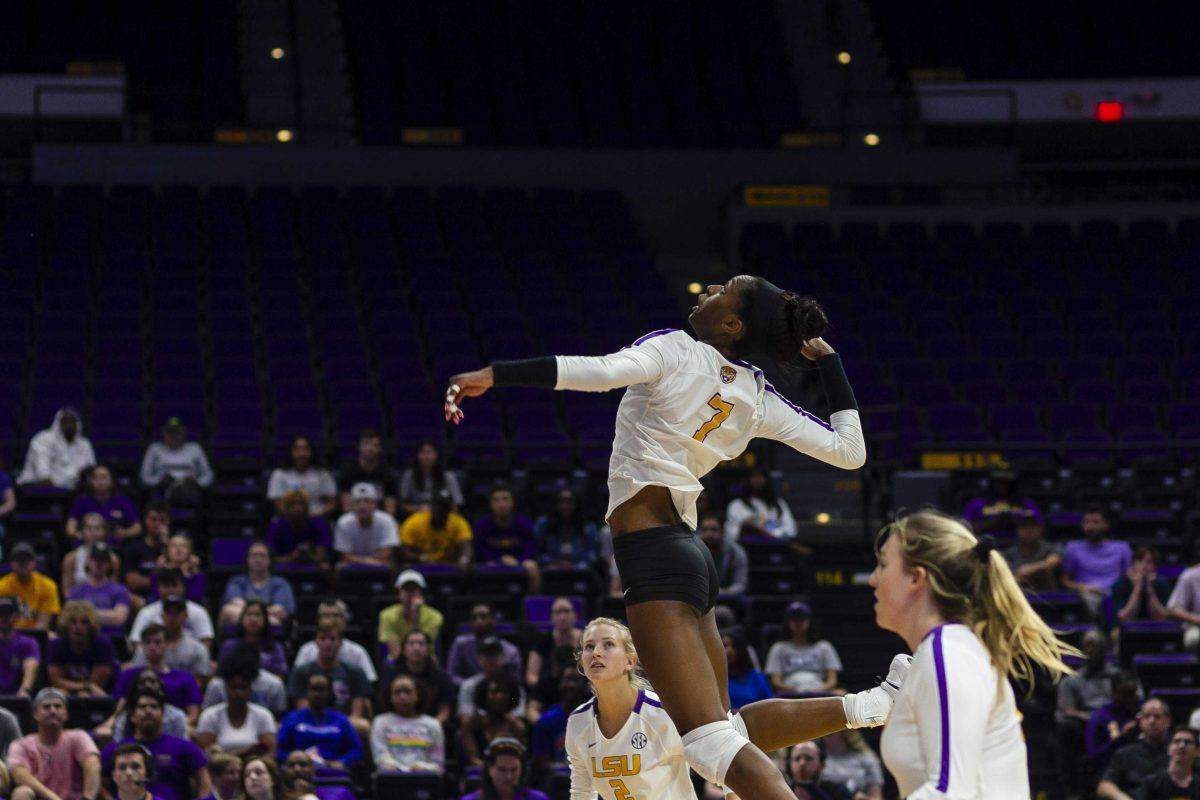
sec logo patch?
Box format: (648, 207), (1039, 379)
(631, 732), (647, 749)
(720, 366), (736, 384)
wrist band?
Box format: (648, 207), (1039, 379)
(816, 353), (857, 412)
(492, 357), (558, 387)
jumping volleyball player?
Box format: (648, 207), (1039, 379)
(565, 617), (908, 800)
(446, 275), (891, 800)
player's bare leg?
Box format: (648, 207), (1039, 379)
(626, 599), (796, 800)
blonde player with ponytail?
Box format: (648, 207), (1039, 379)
(565, 618), (911, 800)
(870, 510), (1078, 799)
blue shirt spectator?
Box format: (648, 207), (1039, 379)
(533, 489), (599, 570)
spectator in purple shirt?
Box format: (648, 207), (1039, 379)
(110, 625), (204, 722)
(66, 464), (141, 542)
(47, 601), (116, 695)
(217, 600), (289, 677)
(68, 542), (133, 636)
(446, 602), (523, 685)
(1062, 506), (1134, 617)
(473, 483), (541, 593)
(0, 595), (40, 695)
(266, 490), (331, 567)
(102, 689), (210, 800)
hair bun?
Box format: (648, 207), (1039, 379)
(787, 294), (828, 342)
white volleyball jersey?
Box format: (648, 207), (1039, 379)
(880, 623), (1029, 800)
(565, 689), (697, 800)
(554, 329), (865, 529)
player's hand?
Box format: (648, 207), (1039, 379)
(444, 367), (494, 424)
(800, 337), (835, 361)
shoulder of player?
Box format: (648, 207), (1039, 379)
(916, 624), (991, 672)
(568, 697), (596, 720)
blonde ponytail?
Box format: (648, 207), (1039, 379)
(879, 510), (1077, 685)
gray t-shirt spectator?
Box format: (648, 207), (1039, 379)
(113, 704), (189, 741)
(398, 469), (465, 509)
(132, 634), (213, 677)
(1055, 662), (1123, 724)
(1167, 564), (1200, 616)
(334, 510), (400, 556)
(1003, 540), (1063, 593)
(140, 442), (214, 487)
(203, 670), (288, 715)
(267, 468), (337, 515)
(764, 640), (843, 693)
(0, 705), (21, 757)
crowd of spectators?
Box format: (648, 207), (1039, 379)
(1, 421), (1197, 800)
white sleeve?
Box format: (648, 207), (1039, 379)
(188, 604), (215, 639)
(554, 331), (685, 392)
(775, 498), (798, 539)
(566, 723), (599, 800)
(723, 499), (751, 543)
(756, 390), (865, 470)
(905, 640), (993, 799)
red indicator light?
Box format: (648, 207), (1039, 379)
(1095, 101), (1124, 123)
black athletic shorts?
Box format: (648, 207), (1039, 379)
(612, 523), (720, 614)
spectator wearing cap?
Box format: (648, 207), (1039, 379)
(68, 542), (133, 636)
(378, 570), (445, 661)
(17, 408), (95, 490)
(276, 673), (364, 771)
(267, 436), (337, 517)
(66, 464), (141, 542)
(218, 542), (296, 629)
(101, 690), (210, 800)
(960, 470), (1041, 538)
(333, 483), (398, 570)
(265, 490), (331, 567)
(130, 597), (213, 679)
(292, 601), (378, 685)
(1062, 506), (1133, 614)
(47, 601), (116, 696)
(1112, 546), (1171, 625)
(473, 483), (541, 593)
(286, 623), (372, 741)
(446, 602), (523, 686)
(456, 638), (528, 726)
(61, 513), (121, 597)
(0, 542), (60, 630)
(1002, 507), (1062, 593)
(399, 489), (473, 567)
(8, 688), (101, 800)
(139, 418), (212, 508)
(130, 569), (215, 648)
(764, 601), (843, 695)
(0, 596), (40, 695)
(121, 502), (171, 598)
(336, 430), (399, 516)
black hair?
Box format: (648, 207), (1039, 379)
(721, 627), (756, 677)
(217, 652), (260, 685)
(736, 277), (828, 362)
(409, 439), (448, 493)
(282, 436), (320, 469)
(128, 688), (165, 712)
(155, 567), (184, 586)
(234, 599), (277, 649)
(112, 742), (155, 776)
(473, 671), (521, 716)
(1082, 505), (1110, 523)
(743, 468), (782, 511)
(359, 429), (381, 443)
(543, 487), (584, 538)
(478, 737), (529, 800)
(385, 673), (428, 714)
(127, 668), (165, 703)
(144, 500), (171, 518)
(488, 480), (513, 499)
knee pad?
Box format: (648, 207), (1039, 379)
(681, 719), (751, 786)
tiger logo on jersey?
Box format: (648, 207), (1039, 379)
(720, 366), (736, 384)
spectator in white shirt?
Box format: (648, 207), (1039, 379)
(130, 570), (214, 647)
(267, 437), (337, 517)
(333, 483), (398, 570)
(1167, 557), (1200, 652)
(17, 408), (95, 489)
(724, 469), (798, 543)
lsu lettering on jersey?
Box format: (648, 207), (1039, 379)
(565, 689), (695, 800)
(554, 329), (865, 529)
(880, 623), (1029, 799)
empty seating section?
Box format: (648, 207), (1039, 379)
(0, 2), (241, 141)
(340, 0), (802, 146)
(739, 217), (1200, 475)
(0, 184), (671, 470)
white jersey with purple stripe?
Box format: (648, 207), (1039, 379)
(880, 623), (1028, 799)
(554, 329), (865, 529)
(565, 689), (695, 800)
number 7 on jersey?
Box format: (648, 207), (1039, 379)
(693, 393), (734, 443)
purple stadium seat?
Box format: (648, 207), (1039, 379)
(990, 403), (1042, 437)
(211, 538), (253, 568)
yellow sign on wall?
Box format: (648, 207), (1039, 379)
(743, 184), (831, 207)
